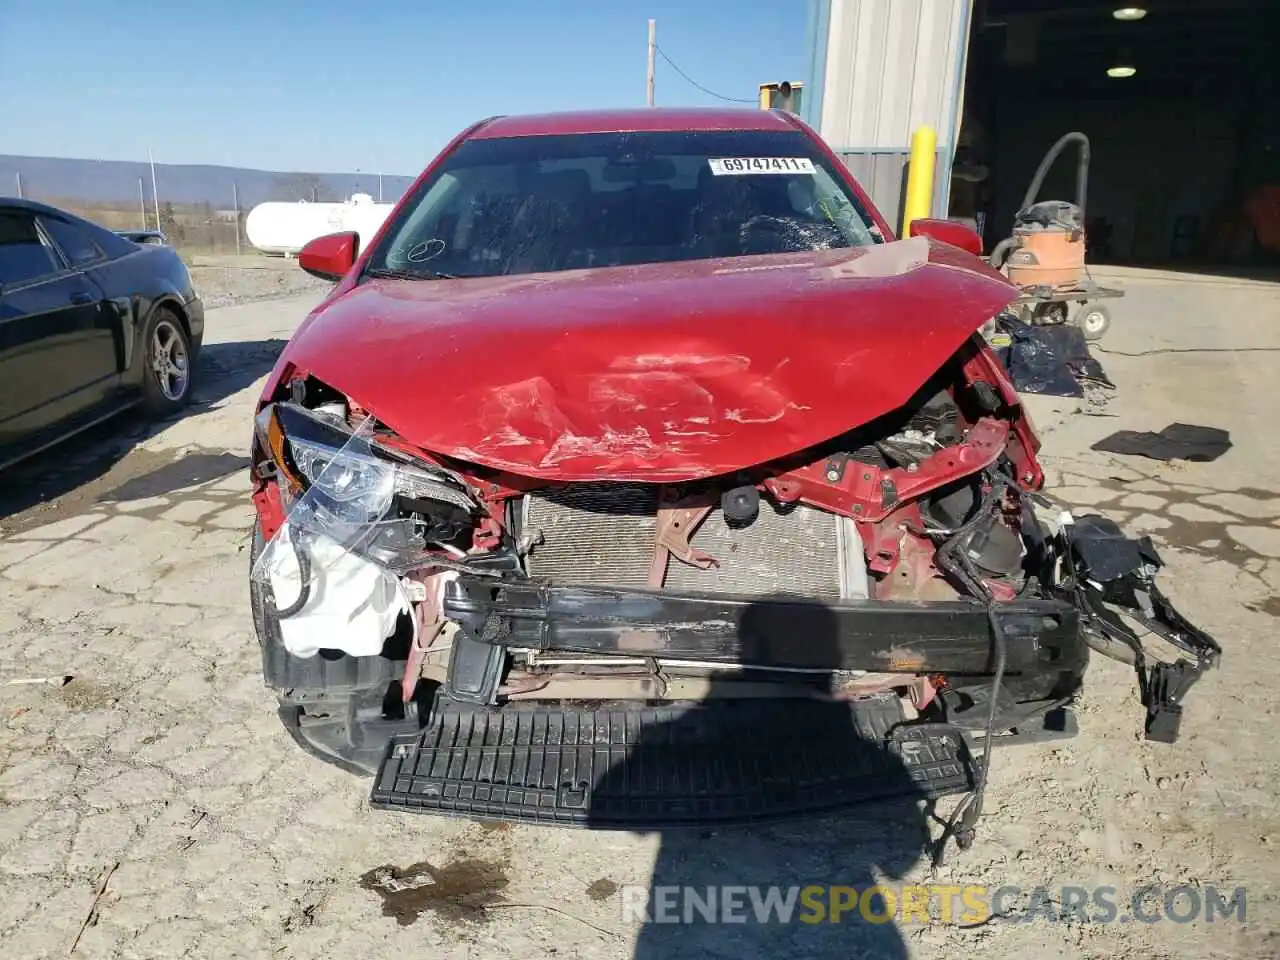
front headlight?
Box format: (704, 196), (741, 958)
(257, 401), (478, 531)
(289, 435), (398, 519)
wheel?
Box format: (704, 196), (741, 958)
(1030, 301), (1068, 326)
(1071, 303), (1112, 341)
(141, 306), (194, 415)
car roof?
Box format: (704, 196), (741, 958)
(470, 107), (803, 140)
(0, 196), (141, 257)
(0, 196), (77, 217)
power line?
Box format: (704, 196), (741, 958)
(653, 44), (757, 104)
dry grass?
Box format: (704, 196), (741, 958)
(48, 197), (246, 258)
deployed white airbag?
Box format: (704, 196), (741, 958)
(265, 526), (409, 659)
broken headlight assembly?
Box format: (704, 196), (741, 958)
(251, 402), (479, 596)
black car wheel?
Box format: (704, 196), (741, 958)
(141, 306), (194, 415)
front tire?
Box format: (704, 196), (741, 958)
(141, 306), (194, 415)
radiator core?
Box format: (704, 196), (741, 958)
(522, 483), (866, 600)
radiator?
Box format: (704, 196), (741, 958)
(522, 484), (866, 600)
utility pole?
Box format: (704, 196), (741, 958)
(646, 19), (656, 106)
(148, 147), (160, 232)
(14, 172), (22, 198)
(378, 172), (383, 202)
(138, 178), (147, 229)
(232, 181), (241, 256)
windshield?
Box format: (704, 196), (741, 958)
(364, 130), (883, 280)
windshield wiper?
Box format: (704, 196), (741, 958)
(365, 266), (460, 281)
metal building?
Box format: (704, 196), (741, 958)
(804, 1), (1279, 267)
(803, 0), (972, 229)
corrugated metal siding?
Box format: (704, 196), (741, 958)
(818, 0), (971, 151)
(812, 0), (972, 220)
(837, 149), (945, 233)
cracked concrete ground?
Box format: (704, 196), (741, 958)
(0, 268), (1278, 959)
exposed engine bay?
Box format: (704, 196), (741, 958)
(254, 345), (1037, 694)
(248, 333), (1221, 849)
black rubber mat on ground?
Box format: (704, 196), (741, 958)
(1092, 422), (1232, 462)
(370, 698), (975, 826)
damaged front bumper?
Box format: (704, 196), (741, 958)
(254, 470), (1222, 830)
(437, 579), (1086, 705)
(425, 508), (1220, 746)
(365, 511), (1222, 836)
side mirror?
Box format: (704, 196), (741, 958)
(907, 218), (983, 257)
(298, 231), (359, 281)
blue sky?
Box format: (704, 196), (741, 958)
(0, 0), (807, 175)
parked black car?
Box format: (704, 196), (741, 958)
(0, 198), (204, 469)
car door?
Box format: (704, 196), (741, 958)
(37, 213), (126, 389)
(0, 208), (120, 447)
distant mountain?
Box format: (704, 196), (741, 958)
(0, 154), (416, 209)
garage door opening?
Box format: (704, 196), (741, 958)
(953, 0), (1280, 271)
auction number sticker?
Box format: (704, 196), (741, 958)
(708, 157), (815, 176)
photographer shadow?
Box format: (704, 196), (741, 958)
(587, 596), (935, 959)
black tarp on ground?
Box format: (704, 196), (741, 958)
(996, 317), (1115, 398)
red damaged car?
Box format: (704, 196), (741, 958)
(247, 108), (1219, 850)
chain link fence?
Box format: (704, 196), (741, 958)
(5, 160), (410, 260)
(38, 198), (250, 258)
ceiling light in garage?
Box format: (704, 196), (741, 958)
(1112, 7), (1148, 20)
(1107, 64), (1137, 77)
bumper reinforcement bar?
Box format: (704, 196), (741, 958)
(438, 578), (1084, 705)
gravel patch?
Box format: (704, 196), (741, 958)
(187, 253), (333, 309)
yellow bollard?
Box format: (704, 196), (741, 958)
(901, 125), (937, 237)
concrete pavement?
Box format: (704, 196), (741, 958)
(1, 274), (1278, 959)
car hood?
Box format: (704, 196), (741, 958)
(282, 237), (1018, 482)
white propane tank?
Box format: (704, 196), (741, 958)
(341, 193), (394, 248)
(244, 194), (395, 256)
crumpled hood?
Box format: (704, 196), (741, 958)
(280, 237), (1017, 481)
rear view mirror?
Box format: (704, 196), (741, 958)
(298, 231), (360, 281)
(908, 218), (983, 257)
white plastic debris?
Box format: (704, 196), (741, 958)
(265, 526), (409, 659)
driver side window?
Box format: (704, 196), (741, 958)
(0, 211), (60, 290)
